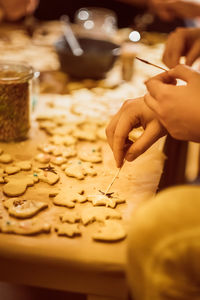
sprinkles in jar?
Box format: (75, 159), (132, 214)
(0, 62), (34, 142)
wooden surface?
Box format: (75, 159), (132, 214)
(0, 113), (164, 299)
(0, 24), (166, 298)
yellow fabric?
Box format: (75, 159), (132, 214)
(127, 185), (200, 300)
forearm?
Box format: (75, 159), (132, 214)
(115, 0), (148, 7)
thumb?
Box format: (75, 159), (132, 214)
(125, 120), (166, 162)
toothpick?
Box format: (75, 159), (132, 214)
(104, 167), (122, 195)
(135, 57), (167, 72)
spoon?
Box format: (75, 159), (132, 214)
(60, 15), (83, 56)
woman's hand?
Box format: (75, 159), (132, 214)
(163, 27), (200, 68)
(106, 97), (166, 167)
(145, 65), (200, 142)
(148, 0), (200, 21)
(0, 0), (39, 21)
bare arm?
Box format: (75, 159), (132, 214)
(0, 0), (39, 21)
(115, 0), (148, 7)
(149, 0), (200, 21)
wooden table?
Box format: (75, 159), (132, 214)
(0, 23), (167, 298)
(0, 114), (164, 300)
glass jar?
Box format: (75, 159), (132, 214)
(0, 62), (34, 142)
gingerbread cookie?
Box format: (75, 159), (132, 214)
(92, 220), (126, 242)
(81, 162), (97, 177)
(81, 207), (122, 225)
(55, 223), (81, 237)
(0, 154), (13, 164)
(35, 167), (59, 185)
(35, 153), (51, 164)
(39, 120), (56, 131)
(64, 161), (85, 180)
(62, 146), (77, 158)
(60, 211), (81, 224)
(73, 129), (96, 142)
(60, 163), (68, 171)
(49, 124), (75, 136)
(5, 166), (21, 175)
(53, 187), (86, 208)
(3, 176), (37, 197)
(128, 127), (144, 142)
(64, 160), (97, 179)
(78, 145), (102, 163)
(49, 135), (76, 146)
(29, 174), (39, 184)
(37, 144), (56, 154)
(16, 161), (32, 171)
(4, 198), (48, 219)
(87, 194), (125, 209)
(50, 156), (67, 166)
(0, 219), (51, 235)
(51, 147), (63, 157)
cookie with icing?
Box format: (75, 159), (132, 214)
(35, 168), (59, 185)
(4, 198), (48, 218)
(87, 194), (125, 209)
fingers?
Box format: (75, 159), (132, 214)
(149, 0), (175, 21)
(147, 71), (176, 84)
(145, 72), (176, 100)
(27, 0), (39, 14)
(163, 27), (189, 68)
(163, 27), (200, 68)
(186, 39), (200, 66)
(156, 7), (175, 21)
(106, 96), (164, 166)
(144, 94), (160, 114)
(0, 0), (37, 20)
(168, 64), (197, 82)
(112, 113), (138, 167)
(106, 98), (146, 167)
(0, 7), (4, 22)
(125, 120), (166, 162)
(106, 110), (122, 151)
